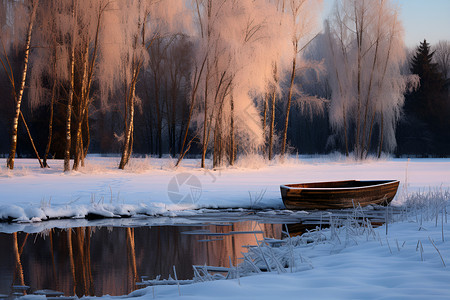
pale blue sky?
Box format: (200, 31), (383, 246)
(322, 0), (450, 48)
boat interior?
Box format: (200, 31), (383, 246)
(284, 180), (397, 189)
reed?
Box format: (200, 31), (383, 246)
(134, 188), (448, 295)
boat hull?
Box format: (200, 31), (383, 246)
(280, 180), (400, 210)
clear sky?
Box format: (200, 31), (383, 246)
(322, 0), (450, 49)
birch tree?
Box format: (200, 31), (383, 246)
(25, 0), (111, 170)
(117, 1), (153, 169)
(280, 0), (323, 158)
(95, 0), (185, 169)
(28, 4), (59, 168)
(63, 0), (77, 172)
(71, 1), (111, 170)
(2, 0), (40, 169)
(266, 0), (286, 161)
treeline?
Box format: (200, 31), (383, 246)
(396, 40), (450, 157)
(1, 0), (449, 171)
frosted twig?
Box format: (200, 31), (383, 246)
(230, 256), (240, 285)
(385, 201), (389, 235)
(228, 256), (235, 279)
(416, 240), (424, 261)
(173, 265), (181, 296)
(284, 224), (294, 272)
(442, 207), (445, 242)
(253, 234), (271, 271)
(377, 232), (383, 246)
(193, 266), (204, 282)
(428, 237), (446, 267)
(268, 246), (286, 274)
(386, 238), (392, 254)
(241, 252), (261, 273)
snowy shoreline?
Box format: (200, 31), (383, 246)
(123, 218), (450, 300)
(1, 156), (449, 225)
(12, 203), (450, 300)
(2, 156), (449, 299)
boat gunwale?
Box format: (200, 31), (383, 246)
(280, 180), (399, 191)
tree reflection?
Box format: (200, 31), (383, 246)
(12, 232), (26, 293)
(1, 222), (281, 297)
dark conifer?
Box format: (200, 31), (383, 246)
(398, 39), (448, 156)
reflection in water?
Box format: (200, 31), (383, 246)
(12, 232), (26, 295)
(286, 223), (324, 237)
(0, 222), (280, 297)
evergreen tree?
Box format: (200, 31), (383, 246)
(406, 40), (445, 119)
(398, 39), (448, 156)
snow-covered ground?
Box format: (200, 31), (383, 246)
(0, 156), (449, 223)
(116, 219), (450, 300)
(2, 156), (450, 299)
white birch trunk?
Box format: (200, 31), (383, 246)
(119, 66), (138, 169)
(281, 55), (297, 157)
(64, 0), (77, 172)
(6, 0), (39, 170)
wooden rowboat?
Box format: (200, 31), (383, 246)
(280, 180), (400, 210)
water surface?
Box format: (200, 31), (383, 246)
(0, 221), (281, 297)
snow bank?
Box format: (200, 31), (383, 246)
(102, 210), (450, 299)
(6, 161), (449, 300)
(0, 156), (449, 223)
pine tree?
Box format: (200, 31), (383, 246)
(406, 40), (445, 119)
(399, 39), (448, 156)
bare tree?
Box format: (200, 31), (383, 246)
(42, 34), (58, 168)
(63, 0), (78, 172)
(117, 1), (151, 169)
(113, 0), (185, 169)
(268, 65), (279, 160)
(175, 55), (206, 167)
(434, 40), (450, 79)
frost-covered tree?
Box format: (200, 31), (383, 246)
(266, 0), (287, 161)
(325, 0), (418, 158)
(96, 0), (185, 169)
(71, 1), (111, 170)
(23, 0), (185, 170)
(139, 35), (192, 158)
(165, 36), (193, 157)
(27, 0), (113, 171)
(280, 0), (323, 157)
(434, 40), (450, 80)
(191, 0), (234, 168)
(189, 0), (291, 168)
(115, 0), (152, 169)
